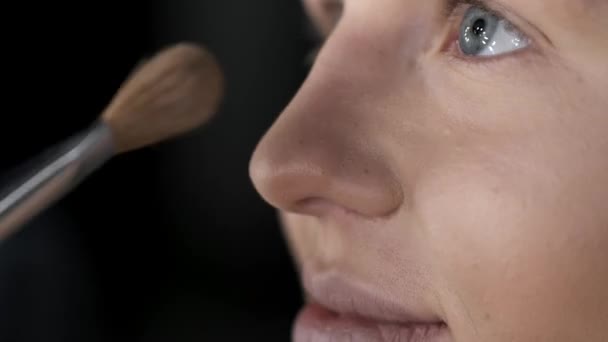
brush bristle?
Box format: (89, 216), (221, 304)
(101, 42), (224, 154)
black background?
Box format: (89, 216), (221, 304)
(0, 1), (316, 341)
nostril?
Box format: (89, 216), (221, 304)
(293, 197), (336, 217)
(248, 79), (404, 220)
(249, 123), (404, 219)
(294, 197), (368, 219)
(251, 153), (404, 219)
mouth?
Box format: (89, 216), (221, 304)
(292, 271), (452, 342)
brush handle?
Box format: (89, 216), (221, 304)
(0, 121), (115, 242)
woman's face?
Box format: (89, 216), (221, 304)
(249, 0), (608, 341)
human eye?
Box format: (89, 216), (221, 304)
(454, 4), (530, 58)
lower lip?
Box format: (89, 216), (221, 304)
(293, 304), (452, 342)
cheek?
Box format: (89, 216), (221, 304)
(415, 142), (608, 340)
(420, 50), (608, 339)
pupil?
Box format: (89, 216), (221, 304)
(472, 18), (486, 36)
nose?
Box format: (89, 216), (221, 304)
(249, 38), (404, 219)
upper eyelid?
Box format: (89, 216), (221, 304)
(445, 0), (513, 23)
(306, 0), (552, 65)
(445, 0), (553, 47)
(445, 0), (515, 17)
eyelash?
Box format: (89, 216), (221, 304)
(442, 1), (532, 63)
(304, 0), (535, 66)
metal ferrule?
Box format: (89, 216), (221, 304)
(0, 121), (115, 241)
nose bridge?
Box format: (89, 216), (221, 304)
(249, 26), (405, 218)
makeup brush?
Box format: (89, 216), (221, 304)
(0, 42), (224, 242)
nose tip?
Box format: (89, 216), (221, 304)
(249, 20), (405, 220)
(249, 129), (403, 219)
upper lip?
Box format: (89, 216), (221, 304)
(302, 269), (443, 325)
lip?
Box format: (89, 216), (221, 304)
(294, 304), (451, 342)
(292, 271), (451, 342)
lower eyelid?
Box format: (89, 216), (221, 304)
(441, 40), (544, 84)
(441, 6), (535, 61)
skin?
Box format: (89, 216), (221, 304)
(249, 0), (608, 341)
